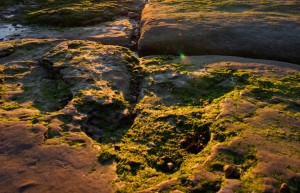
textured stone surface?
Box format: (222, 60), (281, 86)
(138, 1), (300, 64)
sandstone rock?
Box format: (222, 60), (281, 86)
(18, 181), (37, 192)
(137, 179), (179, 193)
(187, 168), (219, 188)
(87, 18), (138, 46)
(0, 39), (139, 192)
(218, 189), (234, 193)
(138, 2), (300, 64)
(171, 190), (184, 193)
(263, 185), (276, 193)
(22, 0), (142, 27)
(219, 179), (242, 192)
(46, 119), (64, 138)
(1, 35), (300, 193)
(217, 98), (256, 119)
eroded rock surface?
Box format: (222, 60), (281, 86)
(1, 1), (300, 193)
(103, 55), (300, 192)
(0, 0), (144, 27)
(0, 39), (140, 192)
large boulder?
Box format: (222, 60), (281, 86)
(138, 1), (300, 64)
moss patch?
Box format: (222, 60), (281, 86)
(3, 0), (141, 27)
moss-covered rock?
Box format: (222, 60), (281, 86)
(2, 0), (143, 27)
(1, 37), (300, 192)
(0, 39), (139, 192)
(109, 55), (300, 192)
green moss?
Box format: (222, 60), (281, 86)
(209, 118), (240, 142)
(98, 145), (117, 163)
(22, 0), (139, 27)
(246, 72), (300, 102)
(240, 173), (263, 193)
(0, 101), (22, 110)
(39, 79), (72, 111)
(66, 139), (86, 147)
(108, 59), (300, 191)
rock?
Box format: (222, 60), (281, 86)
(64, 123), (81, 132)
(31, 124), (48, 134)
(128, 12), (139, 19)
(279, 183), (291, 193)
(66, 133), (88, 144)
(147, 142), (156, 147)
(1, 35), (300, 193)
(187, 169), (219, 187)
(218, 179), (241, 193)
(46, 119), (64, 138)
(138, 2), (300, 64)
(223, 165), (240, 179)
(65, 53), (72, 59)
(23, 0), (142, 27)
(263, 185), (276, 193)
(87, 18), (137, 46)
(0, 39), (139, 192)
(218, 189), (233, 193)
(217, 98), (256, 119)
(137, 179), (178, 193)
(167, 162), (174, 170)
(0, 123), (115, 193)
(171, 191), (184, 193)
(85, 125), (102, 135)
(15, 24), (23, 28)
(18, 181), (37, 192)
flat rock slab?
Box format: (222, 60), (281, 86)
(0, 39), (140, 193)
(0, 18), (137, 47)
(1, 38), (300, 192)
(113, 55), (300, 192)
(0, 0), (144, 27)
(0, 123), (115, 193)
(138, 1), (300, 64)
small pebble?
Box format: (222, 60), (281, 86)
(167, 162), (173, 170)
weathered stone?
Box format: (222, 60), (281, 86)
(167, 162), (174, 170)
(263, 185), (276, 193)
(223, 165), (240, 179)
(138, 2), (300, 64)
(279, 183), (291, 193)
(128, 12), (139, 19)
(0, 39), (139, 192)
